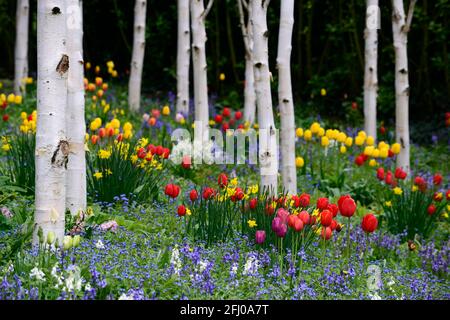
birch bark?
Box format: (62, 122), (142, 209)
(176, 0), (191, 116)
(252, 0), (278, 194)
(363, 0), (379, 140)
(128, 0), (147, 112)
(35, 0), (69, 245)
(392, 0), (416, 173)
(66, 0), (86, 216)
(277, 0), (296, 194)
(14, 0), (29, 95)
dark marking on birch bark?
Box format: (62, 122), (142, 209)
(52, 7), (61, 15)
(400, 137), (405, 148)
(56, 54), (69, 75)
(51, 140), (70, 169)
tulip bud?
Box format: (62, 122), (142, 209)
(72, 235), (81, 247)
(37, 227), (44, 244)
(63, 236), (73, 250)
(46, 231), (56, 245)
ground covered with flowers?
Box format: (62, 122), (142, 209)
(0, 66), (449, 300)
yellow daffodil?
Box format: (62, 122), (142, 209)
(98, 149), (111, 159)
(219, 73), (226, 81)
(247, 219), (257, 228)
(412, 185), (418, 192)
(320, 88), (327, 96)
(93, 172), (103, 179)
(385, 201), (392, 207)
(340, 145), (347, 154)
(393, 187), (403, 196)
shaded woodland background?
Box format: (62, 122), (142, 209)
(0, 0), (448, 133)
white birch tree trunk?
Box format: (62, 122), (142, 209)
(252, 0), (278, 195)
(190, 0), (213, 141)
(237, 0), (256, 125)
(128, 0), (147, 112)
(34, 0), (69, 245)
(176, 0), (191, 116)
(392, 0), (416, 173)
(363, 0), (379, 140)
(66, 0), (86, 216)
(14, 0), (29, 95)
(277, 0), (296, 195)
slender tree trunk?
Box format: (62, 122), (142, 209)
(176, 0), (191, 116)
(392, 0), (416, 173)
(191, 0), (213, 141)
(237, 0), (256, 124)
(35, 0), (68, 245)
(14, 0), (29, 95)
(225, 5), (239, 84)
(305, 0), (313, 79)
(252, 0), (278, 194)
(363, 0), (379, 139)
(66, 0), (86, 216)
(277, 0), (296, 195)
(128, 0), (147, 112)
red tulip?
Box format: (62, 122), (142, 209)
(327, 203), (339, 217)
(214, 114), (223, 124)
(351, 101), (358, 110)
(218, 173), (228, 188)
(427, 204), (436, 216)
(235, 111), (242, 120)
(330, 220), (338, 231)
(446, 190), (450, 201)
(339, 196), (356, 217)
(320, 210), (333, 227)
(249, 198), (258, 210)
(116, 133), (123, 142)
(265, 203), (275, 215)
(2, 114), (9, 121)
(317, 197), (329, 211)
(361, 213), (378, 233)
(298, 211), (310, 225)
(222, 107), (231, 118)
(162, 148), (170, 159)
(355, 155), (365, 166)
(155, 145), (164, 156)
(181, 155), (191, 169)
(222, 122), (229, 131)
(376, 167), (385, 181)
(107, 127), (114, 137)
(433, 174), (443, 186)
(433, 192), (443, 202)
(337, 195), (351, 211)
(98, 128), (106, 138)
(288, 215), (297, 228)
(231, 187), (244, 202)
(380, 126), (386, 135)
(202, 187), (215, 200)
(414, 176), (426, 186)
(388, 149), (394, 158)
(189, 189), (198, 202)
(385, 171), (393, 185)
(164, 184), (180, 198)
(395, 167), (407, 180)
(177, 205), (186, 217)
(137, 148), (146, 159)
(294, 218), (304, 232)
(255, 230), (266, 244)
(299, 193), (311, 207)
(91, 135), (99, 145)
(321, 227), (332, 240)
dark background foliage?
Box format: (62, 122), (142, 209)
(0, 0), (448, 129)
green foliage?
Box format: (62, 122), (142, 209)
(3, 132), (35, 195)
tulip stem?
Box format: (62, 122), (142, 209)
(346, 217), (351, 269)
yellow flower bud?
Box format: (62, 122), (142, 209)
(295, 156), (305, 168)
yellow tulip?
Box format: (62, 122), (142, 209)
(295, 156), (305, 168)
